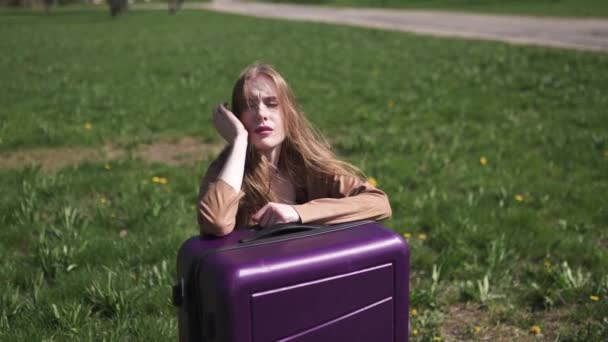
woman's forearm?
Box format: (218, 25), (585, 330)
(217, 136), (248, 193)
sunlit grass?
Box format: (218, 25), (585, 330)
(1, 7), (607, 341)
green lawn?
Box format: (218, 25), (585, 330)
(262, 0), (608, 18)
(1, 7), (608, 341)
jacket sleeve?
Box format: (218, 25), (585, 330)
(197, 159), (245, 236)
(291, 174), (392, 225)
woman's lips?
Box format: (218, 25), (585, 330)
(255, 126), (273, 136)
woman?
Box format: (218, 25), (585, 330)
(198, 63), (391, 237)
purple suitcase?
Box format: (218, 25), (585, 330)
(173, 220), (409, 342)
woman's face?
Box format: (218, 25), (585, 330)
(240, 75), (286, 153)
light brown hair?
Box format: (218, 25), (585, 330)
(218, 63), (364, 227)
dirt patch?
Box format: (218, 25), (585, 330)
(441, 303), (537, 342)
(135, 137), (222, 166)
(0, 144), (126, 171)
(0, 137), (224, 171)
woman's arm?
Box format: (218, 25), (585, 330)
(291, 174), (392, 225)
(198, 104), (249, 236)
(217, 137), (248, 193)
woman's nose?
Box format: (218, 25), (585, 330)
(255, 103), (268, 121)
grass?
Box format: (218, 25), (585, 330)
(1, 6), (608, 341)
(259, 0), (608, 18)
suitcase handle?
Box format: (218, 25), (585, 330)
(239, 223), (326, 243)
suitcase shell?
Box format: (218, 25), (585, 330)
(174, 220), (409, 342)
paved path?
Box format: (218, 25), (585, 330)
(140, 2), (608, 52)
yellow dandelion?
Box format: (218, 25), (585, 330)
(367, 177), (378, 187)
(410, 309), (417, 316)
(544, 260), (551, 268)
(515, 194), (524, 202)
(590, 295), (599, 301)
(412, 329), (419, 336)
(403, 232), (412, 239)
(99, 197), (107, 205)
(418, 233), (427, 240)
(479, 156), (488, 165)
(388, 100), (395, 108)
(529, 325), (541, 335)
(104, 163), (111, 170)
(151, 176), (168, 184)
(434, 337), (442, 341)
(84, 122), (92, 130)
(473, 326), (481, 334)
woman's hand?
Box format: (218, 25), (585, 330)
(252, 202), (301, 228)
(213, 102), (248, 144)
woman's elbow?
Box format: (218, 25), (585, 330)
(198, 213), (236, 237)
(378, 194), (392, 220)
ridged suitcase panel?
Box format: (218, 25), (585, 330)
(251, 263), (394, 341)
(279, 297), (394, 342)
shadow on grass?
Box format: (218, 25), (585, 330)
(0, 6), (124, 23)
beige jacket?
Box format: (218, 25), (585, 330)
(197, 159), (392, 236)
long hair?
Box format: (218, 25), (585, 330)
(218, 63), (364, 227)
